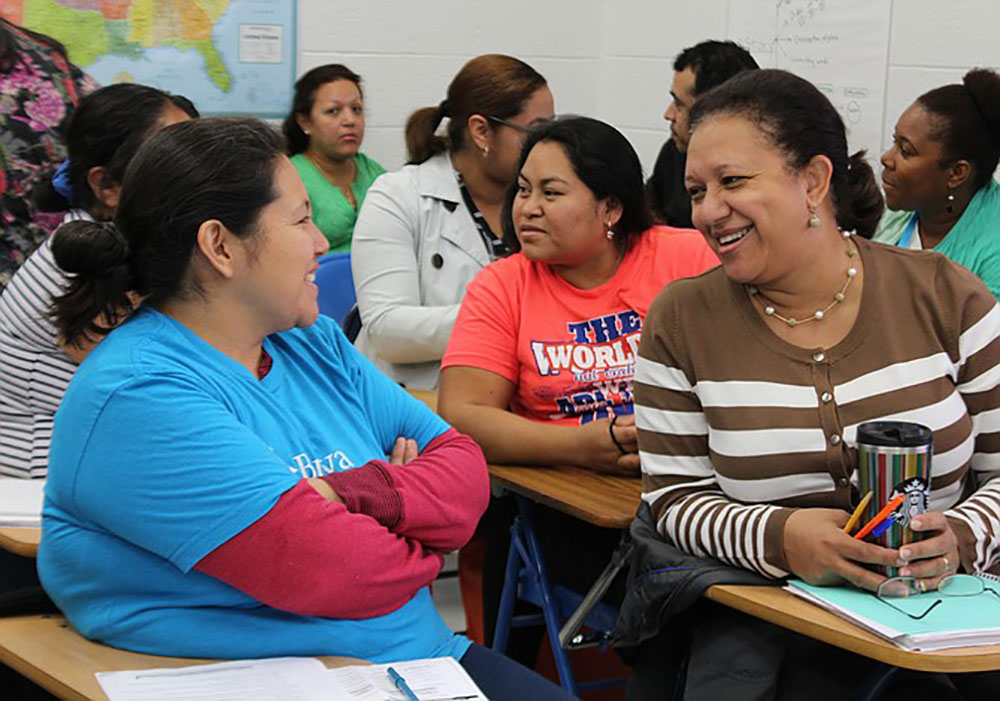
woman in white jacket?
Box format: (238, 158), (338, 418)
(352, 54), (554, 389)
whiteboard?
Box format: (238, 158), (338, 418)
(727, 0), (892, 166)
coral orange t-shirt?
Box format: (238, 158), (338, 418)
(441, 227), (718, 425)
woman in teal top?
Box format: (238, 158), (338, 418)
(875, 68), (1000, 299)
(283, 64), (385, 252)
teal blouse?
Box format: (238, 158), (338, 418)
(873, 180), (1000, 300)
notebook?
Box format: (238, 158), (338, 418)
(96, 656), (488, 700)
(786, 575), (1000, 651)
(0, 476), (45, 527)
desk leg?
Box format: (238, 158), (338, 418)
(491, 521), (523, 656)
(490, 496), (578, 694)
(558, 533), (632, 649)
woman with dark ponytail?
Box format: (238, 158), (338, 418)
(875, 68), (1000, 299)
(37, 117), (571, 700)
(624, 69), (1000, 698)
(0, 83), (193, 480)
(351, 54), (553, 390)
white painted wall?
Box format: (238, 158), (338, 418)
(297, 0), (1000, 176)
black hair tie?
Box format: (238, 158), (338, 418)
(609, 414), (627, 455)
(438, 99), (450, 117)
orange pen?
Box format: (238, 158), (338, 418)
(853, 494), (904, 540)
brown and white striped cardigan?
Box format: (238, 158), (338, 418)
(636, 237), (1000, 578)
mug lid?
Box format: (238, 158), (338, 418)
(856, 421), (932, 447)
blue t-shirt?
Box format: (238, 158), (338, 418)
(39, 307), (470, 662)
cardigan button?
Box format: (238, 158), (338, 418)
(431, 253), (444, 269)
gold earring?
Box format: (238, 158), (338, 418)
(482, 145), (489, 159)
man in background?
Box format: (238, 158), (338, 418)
(647, 40), (759, 227)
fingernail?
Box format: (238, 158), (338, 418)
(912, 518), (922, 529)
(899, 568), (911, 577)
(900, 548), (911, 560)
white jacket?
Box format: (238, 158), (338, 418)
(352, 152), (492, 390)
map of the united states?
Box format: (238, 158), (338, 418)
(1, 0), (293, 115)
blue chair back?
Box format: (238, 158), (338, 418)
(314, 252), (355, 325)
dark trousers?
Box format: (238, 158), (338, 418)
(626, 600), (1000, 701)
(460, 642), (576, 700)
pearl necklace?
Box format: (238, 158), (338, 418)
(748, 231), (858, 328)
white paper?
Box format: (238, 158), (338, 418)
(727, 0), (892, 167)
(326, 657), (487, 701)
(0, 476), (45, 527)
(238, 24), (283, 64)
(96, 657), (332, 701)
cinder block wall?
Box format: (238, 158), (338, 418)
(297, 0), (1000, 175)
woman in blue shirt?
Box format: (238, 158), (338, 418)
(38, 116), (571, 700)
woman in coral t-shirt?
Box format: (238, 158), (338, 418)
(438, 116), (717, 657)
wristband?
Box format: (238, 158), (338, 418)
(609, 414), (627, 455)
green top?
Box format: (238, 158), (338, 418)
(291, 152), (386, 253)
(873, 179), (1000, 300)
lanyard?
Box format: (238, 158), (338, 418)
(896, 213), (919, 249)
(454, 171), (509, 261)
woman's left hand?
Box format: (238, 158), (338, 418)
(389, 437), (419, 465)
(895, 511), (961, 591)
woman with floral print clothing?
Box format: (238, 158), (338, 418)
(0, 18), (97, 290)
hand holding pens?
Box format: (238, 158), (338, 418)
(844, 490), (904, 540)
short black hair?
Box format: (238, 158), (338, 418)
(35, 83), (198, 215)
(674, 40), (760, 96)
(502, 116), (653, 255)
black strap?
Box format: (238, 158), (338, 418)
(454, 170), (509, 261)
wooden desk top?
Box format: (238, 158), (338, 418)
(408, 389), (438, 412)
(0, 614), (362, 701)
(488, 464), (641, 529)
(706, 584), (1000, 673)
(0, 527), (40, 557)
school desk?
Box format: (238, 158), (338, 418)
(0, 613), (364, 701)
(0, 527), (40, 557)
(488, 463), (641, 695)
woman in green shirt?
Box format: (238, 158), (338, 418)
(283, 64), (385, 252)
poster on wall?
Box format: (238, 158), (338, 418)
(1, 0), (296, 117)
(727, 0), (892, 166)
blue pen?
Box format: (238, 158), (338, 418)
(870, 516), (896, 539)
(387, 666), (420, 701)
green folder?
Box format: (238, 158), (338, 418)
(786, 577), (1000, 651)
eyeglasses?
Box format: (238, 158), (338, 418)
(485, 115), (539, 134)
(875, 574), (1000, 620)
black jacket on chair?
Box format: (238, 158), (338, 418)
(612, 501), (774, 663)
